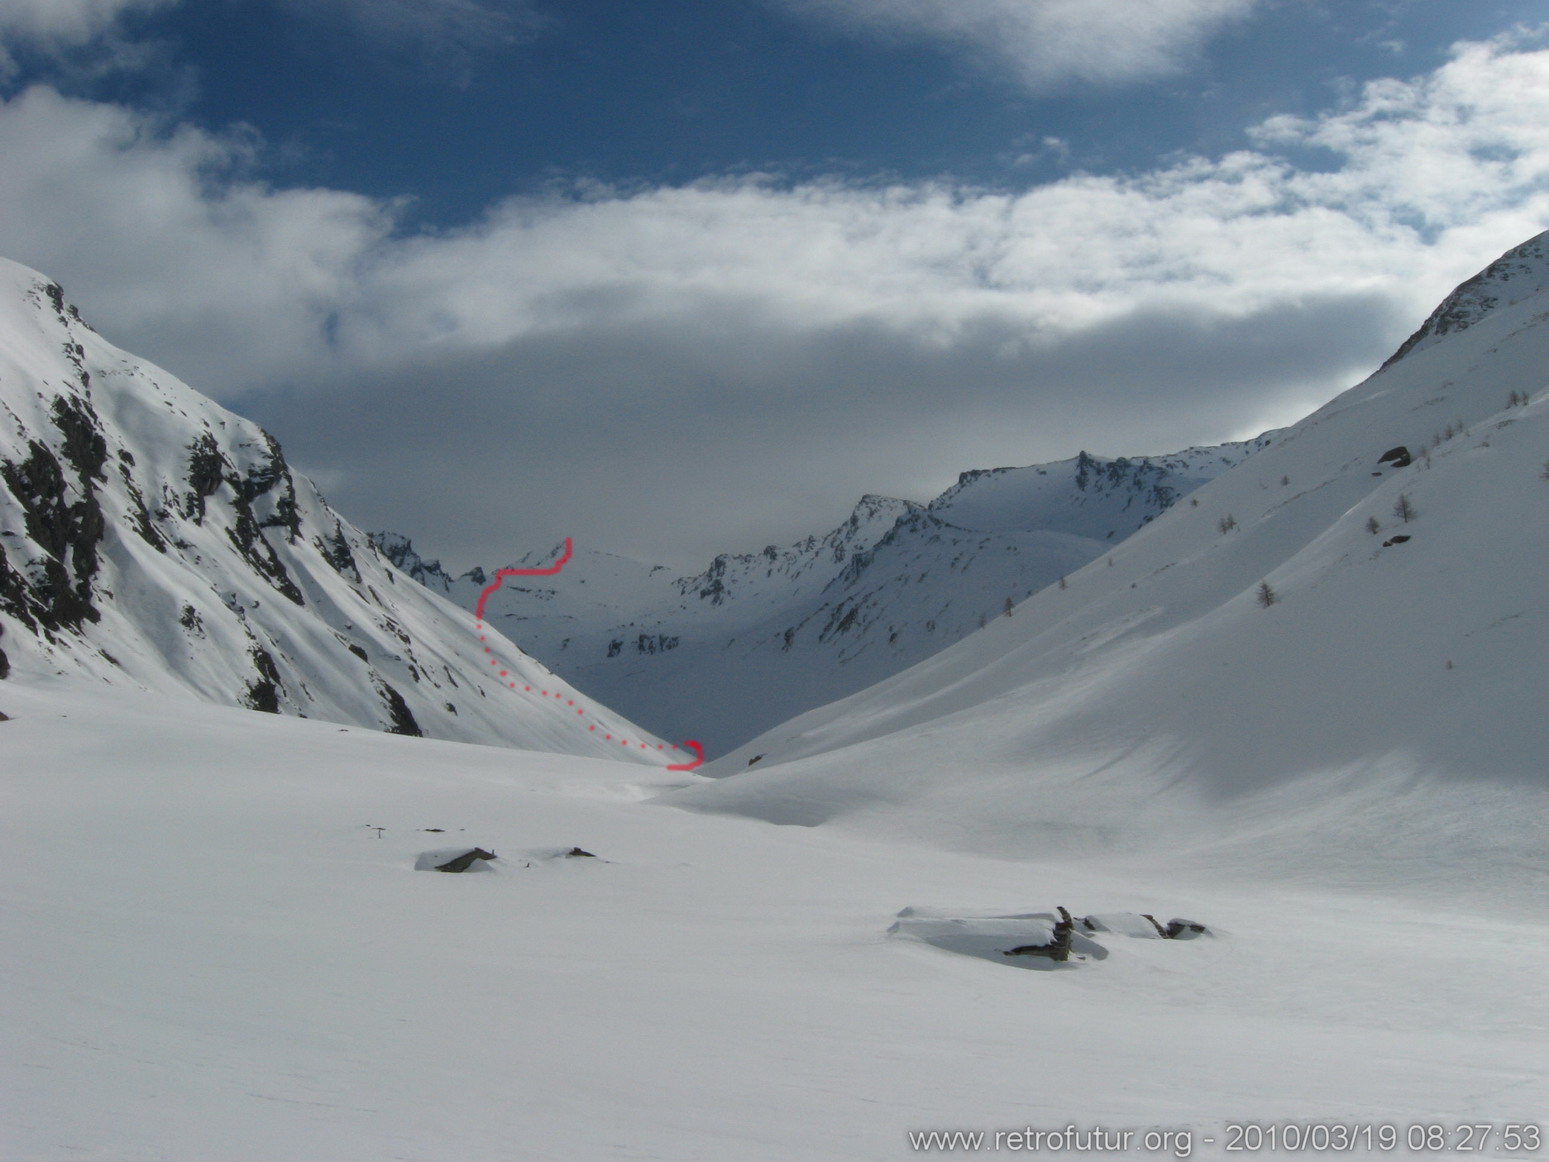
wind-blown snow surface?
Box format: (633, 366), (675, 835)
(384, 443), (1260, 754)
(675, 233), (1549, 896)
(0, 258), (662, 759)
(3, 683), (1544, 1161)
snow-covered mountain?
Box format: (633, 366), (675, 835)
(671, 230), (1549, 888)
(0, 258), (665, 759)
(381, 441), (1262, 754)
(5, 243), (1545, 1162)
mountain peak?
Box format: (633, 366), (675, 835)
(1382, 229), (1549, 368)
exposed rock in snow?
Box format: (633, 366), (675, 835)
(415, 847), (499, 873)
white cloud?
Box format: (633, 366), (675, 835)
(0, 86), (394, 390)
(0, 0), (176, 79)
(771, 0), (1260, 89)
(0, 36), (1547, 564)
(0, 0), (171, 46)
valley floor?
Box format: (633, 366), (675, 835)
(2, 684), (1544, 1161)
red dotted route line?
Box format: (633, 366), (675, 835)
(474, 538), (703, 771)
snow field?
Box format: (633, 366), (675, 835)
(2, 683), (1543, 1161)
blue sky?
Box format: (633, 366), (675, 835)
(2, 0), (1548, 568)
(59, 0), (1541, 223)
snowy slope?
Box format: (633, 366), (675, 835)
(0, 259), (665, 759)
(385, 443), (1260, 754)
(2, 683), (1543, 1161)
(672, 231), (1549, 888)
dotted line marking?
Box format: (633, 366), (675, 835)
(474, 539), (703, 771)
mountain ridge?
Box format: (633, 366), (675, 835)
(378, 436), (1266, 753)
(0, 257), (664, 759)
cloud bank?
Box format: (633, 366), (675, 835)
(0, 35), (1547, 566)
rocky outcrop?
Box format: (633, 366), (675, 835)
(1382, 229), (1549, 368)
(0, 258), (656, 759)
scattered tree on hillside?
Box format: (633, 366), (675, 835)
(1393, 493), (1416, 523)
(1366, 516), (1381, 535)
(1256, 581), (1278, 608)
(1217, 514), (1237, 534)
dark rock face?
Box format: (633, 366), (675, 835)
(0, 395), (111, 632)
(316, 521), (361, 582)
(182, 430), (306, 606)
(243, 646), (284, 714)
(1378, 446), (1412, 468)
(376, 678), (424, 737)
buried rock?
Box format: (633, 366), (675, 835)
(414, 847), (497, 873)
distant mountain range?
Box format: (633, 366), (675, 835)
(9, 220), (1549, 871)
(376, 437), (1270, 754)
(0, 258), (663, 760)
